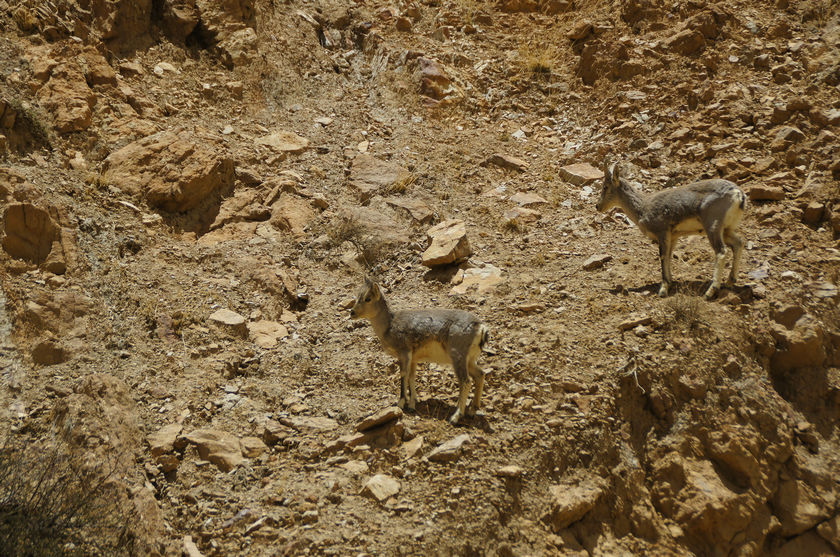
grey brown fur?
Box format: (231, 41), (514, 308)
(350, 278), (488, 424)
(596, 161), (746, 299)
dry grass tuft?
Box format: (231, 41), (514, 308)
(666, 292), (704, 330)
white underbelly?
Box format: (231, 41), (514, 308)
(673, 218), (705, 236)
(414, 341), (452, 365)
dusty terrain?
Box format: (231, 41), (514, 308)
(1, 0), (839, 555)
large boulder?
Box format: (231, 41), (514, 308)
(2, 203), (57, 264)
(36, 64), (96, 134)
(101, 128), (235, 213)
(543, 477), (606, 531)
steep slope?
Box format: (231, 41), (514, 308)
(0, 0), (838, 555)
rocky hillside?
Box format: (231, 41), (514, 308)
(0, 0), (839, 555)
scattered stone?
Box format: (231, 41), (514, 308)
(747, 185), (785, 201)
(263, 419), (293, 445)
(450, 264), (504, 295)
(664, 28), (705, 56)
(148, 424), (183, 457)
(619, 314), (652, 331)
(482, 153), (528, 172)
(558, 163), (604, 186)
(240, 436), (268, 458)
(280, 415), (339, 433)
(356, 406), (403, 432)
(428, 434), (470, 463)
(184, 535), (205, 557)
(247, 320), (288, 348)
(567, 20), (593, 40)
(416, 57), (457, 102)
(184, 429), (243, 472)
(401, 436), (424, 460)
(362, 474), (401, 502)
(510, 192), (548, 206)
(515, 302), (545, 313)
(209, 309), (247, 338)
(300, 509), (319, 524)
(496, 465), (524, 478)
(395, 16), (412, 31)
(335, 460), (366, 476)
(802, 202), (824, 224)
(543, 478), (606, 531)
(582, 254), (612, 270)
(255, 131), (310, 154)
(503, 207), (542, 223)
(422, 220), (472, 267)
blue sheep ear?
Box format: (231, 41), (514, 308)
(608, 162), (620, 186)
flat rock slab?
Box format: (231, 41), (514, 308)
(148, 423), (183, 457)
(428, 434), (470, 463)
(349, 154), (408, 202)
(482, 153), (528, 172)
(543, 478), (606, 531)
(247, 320), (288, 348)
(280, 415), (339, 433)
(559, 163), (604, 185)
(503, 207), (542, 223)
(184, 428), (243, 472)
(384, 197), (434, 224)
(357, 406), (403, 432)
(748, 185), (785, 201)
(451, 264), (504, 295)
(582, 254), (612, 270)
(362, 474), (401, 502)
(619, 314), (653, 331)
(255, 131), (309, 154)
(422, 219), (472, 267)
(209, 309), (247, 337)
(510, 192), (548, 206)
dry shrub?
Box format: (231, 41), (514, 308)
(327, 213), (363, 246)
(0, 434), (133, 556)
(666, 292), (703, 330)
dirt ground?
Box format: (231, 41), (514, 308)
(1, 0), (839, 555)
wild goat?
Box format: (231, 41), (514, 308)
(596, 162), (746, 299)
(350, 278), (488, 425)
